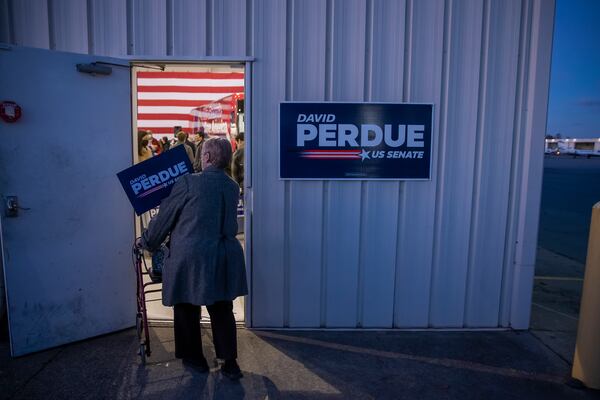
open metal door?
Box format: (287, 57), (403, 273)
(0, 45), (135, 356)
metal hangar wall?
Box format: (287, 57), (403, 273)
(0, 0), (555, 329)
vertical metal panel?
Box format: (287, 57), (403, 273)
(509, 0), (555, 329)
(394, 0), (444, 327)
(359, 182), (399, 327)
(9, 0), (49, 48)
(370, 0), (405, 101)
(429, 0), (484, 327)
(324, 0), (366, 327)
(324, 182), (361, 326)
(172, 0), (207, 56)
(359, 0), (406, 328)
(250, 0), (287, 327)
(49, 0), (88, 52)
(287, 0), (326, 328)
(0, 0), (12, 43)
(131, 0), (167, 55)
(499, 0), (531, 327)
(465, 0), (522, 327)
(0, 0), (7, 316)
(212, 0), (246, 56)
(89, 0), (127, 56)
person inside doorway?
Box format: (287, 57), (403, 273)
(173, 131), (194, 164)
(192, 127), (207, 172)
(137, 137), (248, 380)
(160, 136), (171, 152)
(231, 131), (244, 194)
(137, 130), (153, 163)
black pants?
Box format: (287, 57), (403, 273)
(173, 301), (237, 361)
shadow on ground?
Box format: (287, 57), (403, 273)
(2, 325), (600, 400)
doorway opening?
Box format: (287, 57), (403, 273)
(131, 62), (248, 325)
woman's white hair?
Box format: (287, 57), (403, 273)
(202, 137), (232, 169)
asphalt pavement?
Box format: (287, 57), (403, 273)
(538, 155), (600, 263)
(2, 327), (599, 400)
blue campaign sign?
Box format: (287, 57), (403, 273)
(280, 102), (433, 180)
(117, 145), (193, 215)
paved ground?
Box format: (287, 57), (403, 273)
(1, 156), (599, 399)
(2, 326), (599, 400)
(538, 155), (600, 263)
(531, 155), (600, 364)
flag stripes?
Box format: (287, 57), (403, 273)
(136, 70), (244, 136)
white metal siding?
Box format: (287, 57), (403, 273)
(0, 0), (555, 329)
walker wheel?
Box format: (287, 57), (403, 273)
(139, 343), (146, 365)
(136, 313), (143, 339)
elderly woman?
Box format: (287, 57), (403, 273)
(139, 137), (248, 379)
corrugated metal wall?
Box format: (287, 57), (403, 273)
(0, 0), (555, 329)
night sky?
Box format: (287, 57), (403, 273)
(546, 0), (600, 138)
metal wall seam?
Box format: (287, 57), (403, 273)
(320, 0), (334, 328)
(428, 0), (453, 327)
(244, 60), (253, 327)
(205, 0), (212, 55)
(394, 0), (443, 328)
(282, 0), (293, 329)
(361, 0), (407, 328)
(245, 0), (253, 56)
(356, 0), (374, 329)
(165, 0), (173, 55)
(250, 0), (287, 326)
(47, 0), (55, 50)
(287, 0), (326, 328)
(392, 0), (411, 328)
(0, 0), (13, 43)
(86, 0), (95, 54)
(402, 0), (413, 101)
(464, 0), (490, 327)
(126, 0), (133, 55)
(324, 0), (365, 327)
(499, 0), (532, 327)
(283, 182), (291, 327)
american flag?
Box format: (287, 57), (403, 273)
(136, 71), (244, 138)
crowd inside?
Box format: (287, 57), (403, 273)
(137, 127), (245, 191)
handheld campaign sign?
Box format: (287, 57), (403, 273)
(117, 145), (193, 215)
(280, 102), (433, 180)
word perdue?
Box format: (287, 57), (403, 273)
(117, 145), (193, 215)
(129, 162), (188, 195)
(280, 103), (433, 180)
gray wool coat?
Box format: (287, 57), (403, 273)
(141, 166), (248, 306)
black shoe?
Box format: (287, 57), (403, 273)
(182, 357), (209, 373)
(221, 359), (243, 380)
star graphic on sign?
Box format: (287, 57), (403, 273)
(359, 149), (370, 161)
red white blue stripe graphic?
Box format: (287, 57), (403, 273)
(300, 150), (361, 159)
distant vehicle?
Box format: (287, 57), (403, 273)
(545, 138), (600, 158)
